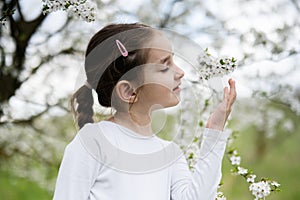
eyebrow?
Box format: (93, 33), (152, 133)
(159, 52), (174, 63)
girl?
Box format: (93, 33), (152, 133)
(53, 23), (236, 200)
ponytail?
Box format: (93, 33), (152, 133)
(70, 85), (94, 129)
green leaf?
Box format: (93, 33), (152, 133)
(204, 47), (211, 56)
(199, 120), (204, 127)
(42, 5), (49, 11)
(65, 3), (71, 9)
(261, 91), (267, 96)
(205, 99), (209, 106)
(193, 137), (199, 143)
(219, 180), (224, 186)
(220, 59), (225, 65)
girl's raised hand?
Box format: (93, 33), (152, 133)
(206, 79), (237, 131)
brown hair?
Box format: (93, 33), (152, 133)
(70, 23), (155, 129)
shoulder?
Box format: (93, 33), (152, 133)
(78, 122), (101, 134)
(74, 123), (103, 151)
(65, 123), (100, 152)
(59, 124), (103, 166)
(76, 122), (120, 165)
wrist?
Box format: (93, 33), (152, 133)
(205, 124), (224, 131)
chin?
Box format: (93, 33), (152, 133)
(165, 98), (180, 108)
(153, 94), (181, 109)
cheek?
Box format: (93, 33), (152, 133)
(138, 84), (171, 102)
(143, 72), (174, 88)
(142, 84), (171, 94)
(138, 84), (180, 107)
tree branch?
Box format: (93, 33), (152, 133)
(159, 0), (183, 28)
(0, 45), (5, 69)
(30, 15), (72, 46)
(21, 47), (82, 84)
(16, 0), (24, 21)
(0, 99), (69, 126)
(290, 0), (300, 12)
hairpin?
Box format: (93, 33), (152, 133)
(84, 81), (93, 90)
(115, 39), (128, 57)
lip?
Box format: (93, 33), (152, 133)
(173, 83), (181, 92)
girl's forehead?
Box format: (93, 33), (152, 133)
(148, 31), (173, 52)
(146, 31), (173, 62)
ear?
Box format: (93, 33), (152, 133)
(115, 80), (138, 104)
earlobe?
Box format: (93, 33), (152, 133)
(115, 80), (138, 104)
(129, 92), (138, 103)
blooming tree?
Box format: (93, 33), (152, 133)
(1, 0), (298, 198)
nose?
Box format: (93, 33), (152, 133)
(174, 64), (185, 79)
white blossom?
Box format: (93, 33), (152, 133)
(237, 166), (248, 175)
(1, 18), (7, 26)
(230, 155), (241, 165)
(271, 181), (280, 187)
(215, 191), (226, 200)
(247, 174), (256, 183)
(232, 150), (238, 155)
(282, 119), (294, 132)
(249, 181), (271, 200)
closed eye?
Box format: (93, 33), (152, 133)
(160, 67), (169, 72)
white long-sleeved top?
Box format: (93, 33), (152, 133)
(53, 121), (230, 200)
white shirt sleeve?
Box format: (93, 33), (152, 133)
(53, 125), (102, 200)
(170, 128), (230, 200)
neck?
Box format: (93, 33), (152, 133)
(111, 110), (154, 137)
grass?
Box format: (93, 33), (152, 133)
(0, 169), (52, 200)
(220, 124), (300, 199)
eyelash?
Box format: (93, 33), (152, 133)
(160, 55), (174, 72)
(160, 59), (171, 72)
(161, 67), (169, 72)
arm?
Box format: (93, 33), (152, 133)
(53, 124), (102, 200)
(170, 128), (230, 200)
(171, 79), (236, 200)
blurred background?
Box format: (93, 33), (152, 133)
(0, 0), (299, 199)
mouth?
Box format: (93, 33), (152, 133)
(173, 83), (181, 92)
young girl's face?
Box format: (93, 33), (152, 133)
(137, 31), (185, 109)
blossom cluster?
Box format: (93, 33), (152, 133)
(185, 129), (280, 200)
(41, 0), (96, 22)
(227, 145), (280, 200)
(197, 48), (237, 80)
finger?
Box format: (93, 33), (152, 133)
(230, 79), (236, 95)
(226, 88), (236, 118)
(223, 86), (229, 101)
(228, 79), (237, 103)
